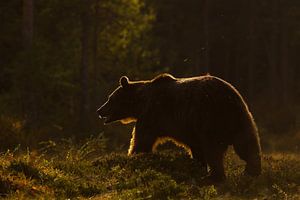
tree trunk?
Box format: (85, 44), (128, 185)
(246, 0), (257, 102)
(266, 0), (280, 106)
(279, 2), (290, 106)
(93, 0), (100, 77)
(79, 4), (90, 132)
(22, 0), (34, 49)
(202, 0), (210, 73)
(91, 0), (101, 128)
(22, 0), (35, 128)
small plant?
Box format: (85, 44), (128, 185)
(39, 133), (107, 161)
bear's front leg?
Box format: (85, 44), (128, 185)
(128, 124), (157, 155)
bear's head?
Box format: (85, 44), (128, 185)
(97, 76), (141, 124)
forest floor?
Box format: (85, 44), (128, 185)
(0, 142), (300, 199)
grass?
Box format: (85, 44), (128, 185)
(0, 138), (299, 199)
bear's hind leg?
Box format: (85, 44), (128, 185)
(233, 133), (262, 176)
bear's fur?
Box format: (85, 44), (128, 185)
(97, 73), (262, 182)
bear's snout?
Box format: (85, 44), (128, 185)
(96, 107), (103, 118)
(97, 102), (112, 124)
(97, 106), (106, 118)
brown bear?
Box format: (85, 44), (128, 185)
(97, 73), (262, 182)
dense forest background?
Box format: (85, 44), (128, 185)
(1, 0), (300, 151)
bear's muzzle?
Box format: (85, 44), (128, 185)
(97, 103), (113, 124)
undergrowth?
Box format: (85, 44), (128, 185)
(0, 136), (299, 199)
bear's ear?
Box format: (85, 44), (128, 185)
(120, 76), (129, 88)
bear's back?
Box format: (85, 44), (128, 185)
(148, 74), (244, 110)
(158, 75), (247, 119)
(177, 75), (241, 101)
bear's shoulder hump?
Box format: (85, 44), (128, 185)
(152, 73), (177, 83)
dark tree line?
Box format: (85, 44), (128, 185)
(149, 0), (300, 134)
(0, 0), (299, 149)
